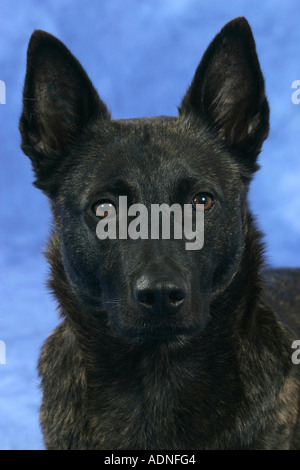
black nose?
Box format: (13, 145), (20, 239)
(133, 272), (188, 316)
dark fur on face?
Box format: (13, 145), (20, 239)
(20, 17), (300, 449)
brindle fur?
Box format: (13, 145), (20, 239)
(20, 18), (300, 449)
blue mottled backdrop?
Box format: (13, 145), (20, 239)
(0, 0), (299, 450)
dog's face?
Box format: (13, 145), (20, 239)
(20, 18), (269, 341)
(52, 118), (247, 340)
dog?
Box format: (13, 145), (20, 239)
(19, 17), (300, 450)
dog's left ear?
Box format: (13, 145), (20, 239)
(19, 30), (110, 193)
(179, 17), (269, 170)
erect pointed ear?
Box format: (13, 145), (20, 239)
(19, 30), (110, 190)
(179, 17), (269, 171)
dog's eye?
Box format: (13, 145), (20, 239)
(192, 193), (214, 213)
(92, 200), (116, 219)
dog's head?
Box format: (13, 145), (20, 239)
(20, 18), (269, 342)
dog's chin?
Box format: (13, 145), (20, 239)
(112, 322), (203, 343)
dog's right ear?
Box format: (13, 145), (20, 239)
(179, 17), (269, 172)
(19, 30), (110, 191)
